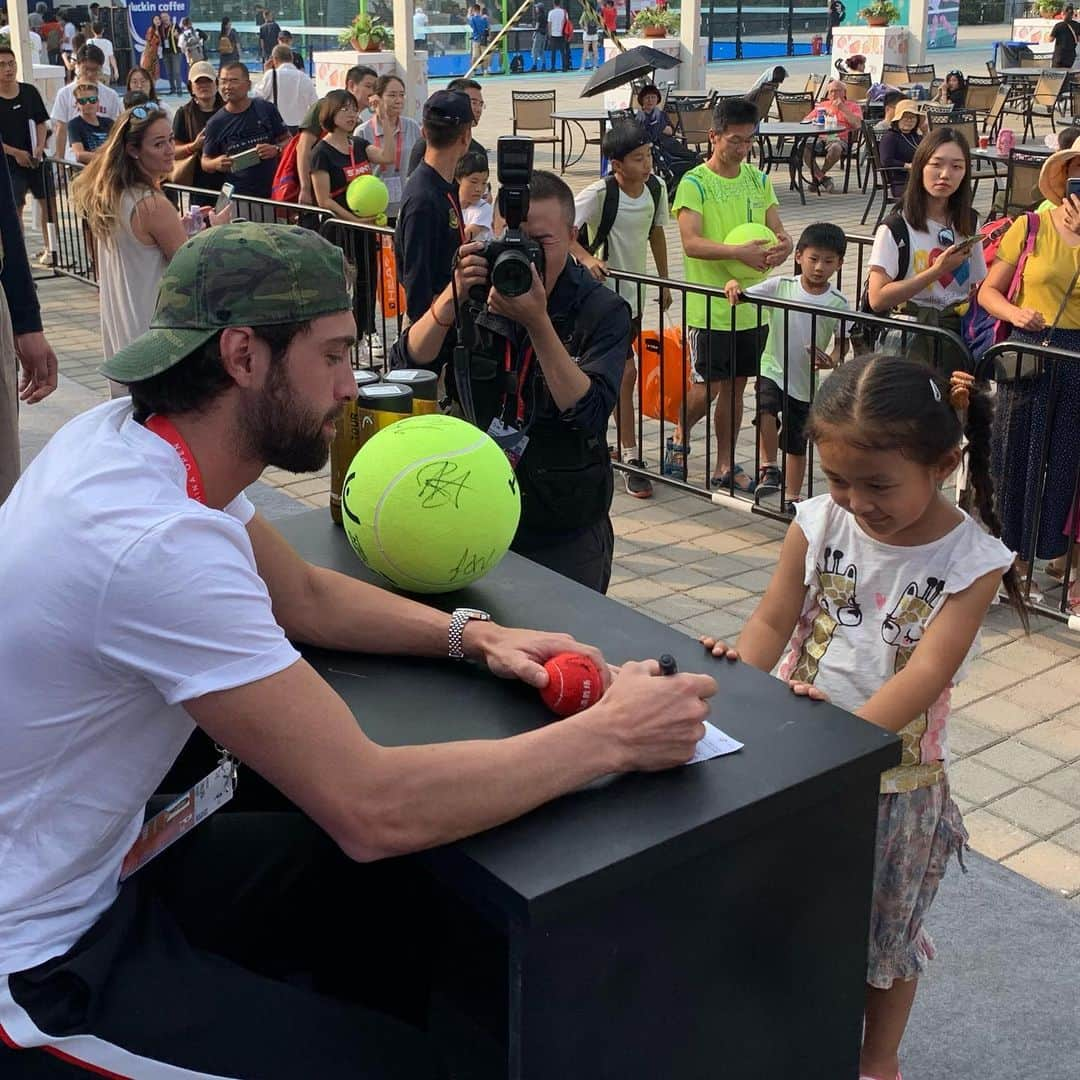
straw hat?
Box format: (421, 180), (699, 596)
(891, 100), (922, 125)
(1038, 148), (1080, 204)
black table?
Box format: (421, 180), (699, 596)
(757, 121), (850, 205)
(276, 510), (900, 1079)
(551, 108), (611, 173)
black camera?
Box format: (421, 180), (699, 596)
(469, 136), (545, 303)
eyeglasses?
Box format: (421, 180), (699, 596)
(938, 227), (955, 247)
(76, 95), (98, 105)
(721, 133), (756, 148)
(130, 105), (165, 121)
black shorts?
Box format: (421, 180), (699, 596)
(8, 162), (46, 204)
(756, 375), (810, 455)
(688, 325), (766, 383)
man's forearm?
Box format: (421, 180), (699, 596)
(528, 315), (590, 411)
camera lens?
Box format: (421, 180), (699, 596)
(491, 250), (535, 297)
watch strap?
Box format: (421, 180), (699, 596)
(448, 607), (491, 660)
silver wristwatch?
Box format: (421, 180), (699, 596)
(448, 607), (491, 660)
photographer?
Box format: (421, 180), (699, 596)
(389, 162), (631, 594)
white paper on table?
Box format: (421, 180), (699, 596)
(687, 721), (744, 765)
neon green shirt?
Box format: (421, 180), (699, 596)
(673, 162), (779, 331)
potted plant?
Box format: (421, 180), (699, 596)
(629, 7), (681, 38)
(338, 12), (394, 51)
(1032, 0), (1062, 16)
(857, 0), (900, 25)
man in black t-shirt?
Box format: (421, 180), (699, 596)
(0, 46), (48, 257)
(405, 78), (486, 177)
(395, 91), (474, 376)
(1052, 5), (1079, 69)
(201, 62), (289, 200)
(259, 10), (283, 62)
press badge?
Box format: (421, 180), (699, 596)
(486, 418), (529, 470)
(119, 755), (237, 881)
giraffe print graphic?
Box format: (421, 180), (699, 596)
(881, 577), (946, 770)
(790, 547), (863, 684)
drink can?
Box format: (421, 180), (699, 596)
(329, 369), (382, 525)
(815, 107), (827, 125)
(382, 368), (440, 414)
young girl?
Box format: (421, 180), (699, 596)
(867, 127), (984, 375)
(701, 354), (1024, 1080)
(356, 74), (422, 222)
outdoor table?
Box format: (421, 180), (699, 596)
(551, 107), (612, 173)
(971, 142), (1051, 163)
(274, 508), (900, 1079)
(996, 65), (1080, 78)
(757, 121), (852, 205)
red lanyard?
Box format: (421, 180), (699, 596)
(144, 414), (206, 504)
(503, 341), (535, 424)
(372, 119), (403, 172)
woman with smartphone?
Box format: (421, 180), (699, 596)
(866, 126), (984, 374)
(72, 104), (231, 397)
(979, 148), (1080, 602)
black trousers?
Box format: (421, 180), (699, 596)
(513, 514), (614, 594)
(0, 740), (447, 1079)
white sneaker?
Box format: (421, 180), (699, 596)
(369, 333), (385, 359)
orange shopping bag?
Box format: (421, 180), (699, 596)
(639, 326), (690, 425)
(378, 235), (406, 318)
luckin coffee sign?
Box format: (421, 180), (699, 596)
(127, 0), (190, 50)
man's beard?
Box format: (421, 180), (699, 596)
(240, 361), (340, 474)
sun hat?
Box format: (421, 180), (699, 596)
(892, 100), (922, 125)
(1038, 147), (1080, 204)
(101, 222), (350, 384)
(188, 60), (217, 82)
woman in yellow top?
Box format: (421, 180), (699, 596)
(978, 148), (1080, 603)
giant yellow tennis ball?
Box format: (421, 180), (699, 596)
(723, 222), (778, 286)
(340, 414), (521, 593)
(346, 174), (389, 217)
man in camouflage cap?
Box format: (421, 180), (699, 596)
(0, 221), (714, 1075)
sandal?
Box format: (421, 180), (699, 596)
(710, 463), (756, 493)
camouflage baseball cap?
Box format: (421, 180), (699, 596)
(101, 222), (351, 384)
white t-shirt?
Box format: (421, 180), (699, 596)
(745, 275), (848, 402)
(547, 6), (567, 36)
(574, 177), (669, 317)
(868, 214), (988, 310)
(778, 495), (1013, 794)
(414, 10), (428, 38)
(463, 197), (494, 240)
(0, 401), (301, 975)
(87, 35), (116, 70)
(255, 62), (319, 128)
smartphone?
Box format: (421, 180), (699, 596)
(949, 233), (982, 257)
(1068, 177), (1080, 199)
(215, 181), (235, 215)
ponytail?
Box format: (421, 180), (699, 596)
(961, 380), (1030, 631)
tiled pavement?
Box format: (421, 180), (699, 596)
(19, 26), (1080, 904)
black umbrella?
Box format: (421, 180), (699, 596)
(580, 44), (682, 98)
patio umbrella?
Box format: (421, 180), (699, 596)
(580, 45), (682, 98)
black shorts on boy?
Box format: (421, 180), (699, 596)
(755, 375), (810, 456)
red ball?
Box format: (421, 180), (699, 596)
(539, 652), (604, 717)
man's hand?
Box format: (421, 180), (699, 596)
(582, 660), (716, 772)
(486, 263), (548, 332)
(204, 153), (232, 172)
(465, 621), (612, 691)
(580, 251), (607, 282)
(7, 147), (33, 168)
(452, 240), (489, 302)
(769, 231), (794, 265)
(254, 142), (279, 160)
(15, 332), (59, 404)
(735, 239), (773, 272)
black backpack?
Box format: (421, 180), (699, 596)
(853, 213), (908, 353)
(579, 174), (663, 257)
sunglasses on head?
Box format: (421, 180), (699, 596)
(130, 105), (164, 121)
(76, 95), (98, 104)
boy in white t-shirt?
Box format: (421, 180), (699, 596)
(571, 122), (670, 498)
(456, 149), (493, 242)
(723, 222), (849, 507)
(87, 23), (118, 82)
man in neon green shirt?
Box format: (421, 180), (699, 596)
(670, 97), (793, 489)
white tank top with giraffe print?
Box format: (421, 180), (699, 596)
(778, 495), (1013, 795)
